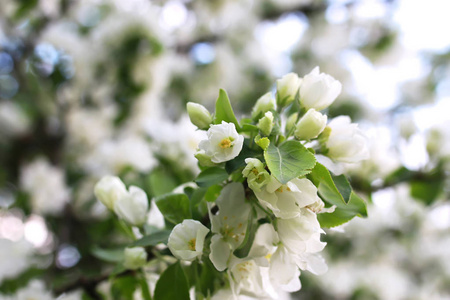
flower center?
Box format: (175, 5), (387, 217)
(219, 137), (233, 149)
(188, 238), (196, 251)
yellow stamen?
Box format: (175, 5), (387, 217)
(219, 138), (232, 149)
(188, 238), (196, 251)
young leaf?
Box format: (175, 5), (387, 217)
(307, 163), (347, 206)
(264, 140), (316, 184)
(155, 193), (191, 225)
(111, 275), (140, 300)
(318, 192), (368, 228)
(195, 167), (229, 187)
(130, 230), (171, 247)
(154, 262), (190, 300)
(213, 89), (240, 130)
(331, 174), (352, 204)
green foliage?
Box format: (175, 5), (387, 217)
(154, 262), (190, 300)
(264, 140), (316, 184)
(131, 230), (171, 247)
(213, 89), (240, 130)
(317, 192), (368, 228)
(111, 275), (140, 300)
(155, 194), (191, 225)
(91, 247), (125, 263)
(308, 163), (367, 228)
(410, 180), (443, 205)
(195, 167), (229, 187)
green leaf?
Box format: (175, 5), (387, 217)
(148, 168), (178, 197)
(154, 262), (190, 300)
(307, 163), (367, 228)
(213, 89), (240, 130)
(111, 275), (140, 300)
(332, 174), (352, 204)
(318, 192), (368, 228)
(233, 209), (258, 258)
(195, 167), (229, 187)
(308, 163), (347, 206)
(155, 193), (191, 225)
(139, 274), (153, 300)
(410, 180), (443, 205)
(131, 230), (171, 247)
(197, 258), (222, 297)
(264, 140), (316, 184)
(91, 247), (125, 263)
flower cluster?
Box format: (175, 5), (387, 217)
(92, 67), (369, 299)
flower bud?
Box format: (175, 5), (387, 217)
(299, 67), (342, 111)
(257, 111), (274, 136)
(187, 102), (212, 130)
(285, 113), (298, 134)
(194, 150), (216, 167)
(243, 158), (271, 193)
(251, 92), (276, 119)
(276, 73), (302, 108)
(294, 109), (327, 140)
(123, 247), (147, 270)
(113, 186), (149, 226)
(94, 176), (127, 210)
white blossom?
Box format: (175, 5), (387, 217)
(20, 158), (70, 215)
(94, 176), (127, 210)
(198, 121), (244, 163)
(168, 219), (209, 261)
(0, 239), (33, 284)
(326, 116), (370, 163)
(123, 247), (147, 270)
(113, 186), (149, 226)
(209, 183), (251, 271)
(299, 67), (342, 111)
(254, 177), (321, 219)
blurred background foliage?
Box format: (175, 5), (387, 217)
(0, 0), (449, 299)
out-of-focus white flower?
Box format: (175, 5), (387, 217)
(187, 102), (212, 130)
(113, 186), (149, 226)
(168, 219), (209, 261)
(251, 92), (276, 119)
(294, 109), (327, 140)
(254, 177), (321, 219)
(277, 73), (302, 108)
(0, 239), (33, 284)
(325, 116), (369, 163)
(123, 247), (147, 270)
(20, 158), (70, 215)
(94, 176), (127, 210)
(0, 102), (30, 137)
(209, 183), (251, 271)
(14, 280), (53, 300)
(198, 121), (244, 163)
(299, 67), (342, 111)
